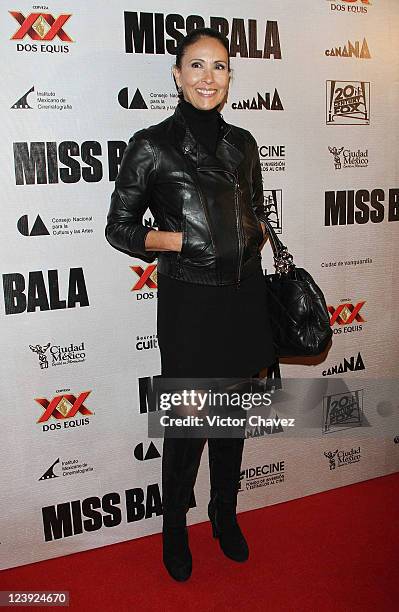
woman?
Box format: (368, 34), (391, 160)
(105, 27), (276, 582)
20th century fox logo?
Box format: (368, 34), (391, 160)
(326, 81), (370, 125)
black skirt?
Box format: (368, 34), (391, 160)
(156, 264), (276, 378)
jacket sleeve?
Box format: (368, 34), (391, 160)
(250, 136), (266, 222)
(105, 132), (157, 263)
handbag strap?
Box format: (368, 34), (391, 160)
(258, 213), (296, 275)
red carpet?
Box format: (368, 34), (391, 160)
(1, 473), (398, 611)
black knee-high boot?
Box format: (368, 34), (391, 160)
(162, 436), (206, 581)
(207, 437), (249, 562)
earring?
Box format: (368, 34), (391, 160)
(177, 86), (183, 94)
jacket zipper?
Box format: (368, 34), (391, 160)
(197, 167), (243, 289)
(234, 175), (244, 289)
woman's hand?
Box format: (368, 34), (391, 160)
(144, 230), (183, 252)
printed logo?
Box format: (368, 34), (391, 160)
(130, 265), (157, 301)
(133, 442), (161, 461)
(324, 446), (361, 470)
(328, 146), (368, 170)
(17, 214), (49, 236)
(322, 351), (365, 376)
(323, 389), (364, 433)
(325, 189), (399, 225)
(328, 300), (366, 335)
(118, 87), (147, 109)
(231, 89), (283, 111)
(263, 190), (282, 234)
(17, 215), (94, 238)
(259, 145), (286, 173)
(118, 87), (178, 111)
(11, 85), (72, 111)
(326, 81), (370, 125)
(2, 268), (89, 315)
(326, 0), (371, 14)
(29, 341), (86, 369)
(35, 390), (93, 432)
(325, 38), (371, 58)
(239, 461), (285, 491)
(124, 13), (281, 59)
(9, 11), (73, 54)
(39, 457), (94, 480)
(136, 334), (158, 351)
(36, 391), (92, 422)
(11, 85), (34, 108)
(10, 12), (73, 41)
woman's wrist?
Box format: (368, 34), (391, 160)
(145, 229), (182, 252)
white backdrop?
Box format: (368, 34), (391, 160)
(1, 0), (399, 570)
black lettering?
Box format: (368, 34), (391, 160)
(82, 497), (103, 532)
(165, 14), (185, 55)
(81, 141), (103, 183)
(354, 189), (369, 224)
(146, 483), (162, 518)
(46, 142), (59, 184)
(186, 15), (205, 33)
(124, 12), (154, 54)
(48, 269), (67, 310)
(125, 488), (146, 522)
(370, 189), (385, 223)
(264, 21), (281, 59)
(27, 271), (49, 312)
(154, 13), (165, 54)
(3, 273), (26, 314)
(59, 142), (81, 184)
(325, 191), (347, 226)
(14, 142), (47, 185)
(209, 16), (229, 38)
(71, 500), (83, 535)
(343, 356), (355, 372)
(230, 19), (248, 57)
(42, 503), (73, 542)
(68, 268), (89, 308)
(138, 376), (159, 413)
(103, 493), (122, 527)
(347, 190), (354, 224)
(108, 141), (127, 181)
(248, 19), (262, 58)
(388, 188), (399, 221)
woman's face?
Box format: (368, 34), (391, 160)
(173, 36), (230, 111)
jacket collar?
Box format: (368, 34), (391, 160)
(172, 102), (244, 173)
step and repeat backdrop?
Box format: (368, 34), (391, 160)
(1, 0), (399, 570)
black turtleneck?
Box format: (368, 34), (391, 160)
(179, 98), (221, 156)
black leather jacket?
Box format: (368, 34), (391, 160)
(105, 103), (266, 286)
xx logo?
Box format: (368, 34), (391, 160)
(130, 265), (157, 291)
(328, 302), (366, 326)
(10, 12), (73, 42)
(35, 391), (92, 423)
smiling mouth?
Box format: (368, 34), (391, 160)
(196, 89), (217, 96)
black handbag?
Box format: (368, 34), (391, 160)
(259, 215), (333, 359)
